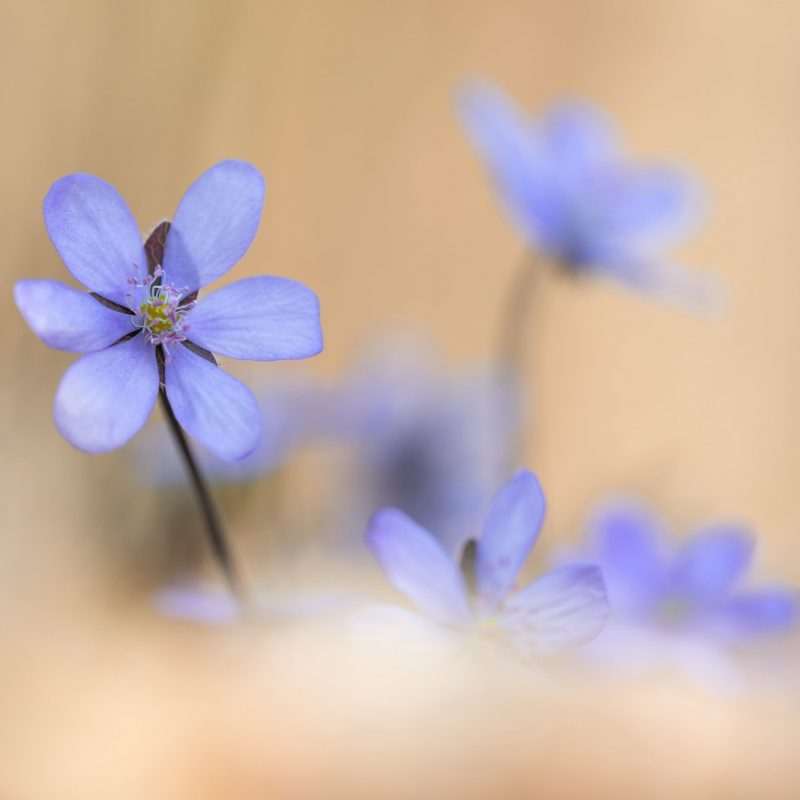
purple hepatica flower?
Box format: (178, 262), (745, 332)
(457, 81), (718, 306)
(14, 161), (323, 460)
(366, 469), (608, 657)
(338, 335), (515, 556)
(577, 500), (797, 680)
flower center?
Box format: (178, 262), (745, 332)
(474, 613), (503, 637)
(130, 266), (195, 349)
(655, 594), (694, 627)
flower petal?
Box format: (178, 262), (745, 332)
(162, 160), (265, 293)
(599, 164), (699, 240)
(541, 101), (617, 174)
(43, 174), (146, 306)
(456, 81), (556, 246)
(14, 279), (134, 353)
(365, 508), (471, 627)
(501, 563), (609, 654)
(135, 376), (325, 485)
(164, 345), (261, 461)
(54, 335), (158, 453)
(709, 588), (798, 641)
(476, 469), (546, 608)
(586, 499), (670, 613)
(585, 248), (725, 315)
(185, 276), (322, 361)
(671, 526), (754, 603)
(155, 585), (241, 624)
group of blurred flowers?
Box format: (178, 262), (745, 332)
(14, 79), (797, 692)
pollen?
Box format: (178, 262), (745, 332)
(130, 266), (194, 350)
(140, 296), (174, 335)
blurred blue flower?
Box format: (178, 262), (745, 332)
(586, 500), (796, 639)
(15, 161), (323, 460)
(366, 469), (608, 657)
(457, 81), (718, 305)
(335, 337), (516, 555)
(575, 499), (797, 683)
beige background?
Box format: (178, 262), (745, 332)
(2, 1), (800, 797)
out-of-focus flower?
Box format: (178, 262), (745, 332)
(15, 161), (323, 460)
(576, 499), (797, 683)
(457, 80), (717, 305)
(336, 337), (515, 555)
(366, 469), (608, 657)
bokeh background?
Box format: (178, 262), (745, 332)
(2, 1), (800, 797)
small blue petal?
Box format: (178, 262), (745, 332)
(54, 335), (159, 453)
(501, 563), (609, 654)
(134, 376), (331, 485)
(163, 160), (265, 293)
(164, 345), (262, 462)
(709, 588), (798, 641)
(186, 275), (322, 361)
(541, 101), (617, 174)
(586, 498), (669, 613)
(476, 469), (546, 608)
(43, 174), (147, 306)
(594, 164), (699, 240)
(155, 586), (241, 624)
(582, 250), (725, 315)
(14, 279), (133, 353)
(671, 525), (754, 603)
(456, 80), (556, 248)
(365, 507), (472, 627)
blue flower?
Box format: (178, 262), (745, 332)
(457, 81), (716, 302)
(583, 500), (797, 641)
(337, 337), (515, 555)
(14, 161), (323, 460)
(366, 469), (608, 656)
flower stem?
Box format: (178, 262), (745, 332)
(158, 388), (245, 604)
(495, 251), (542, 470)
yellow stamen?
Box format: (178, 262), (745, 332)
(140, 300), (173, 335)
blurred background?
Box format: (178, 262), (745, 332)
(2, 0), (800, 797)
